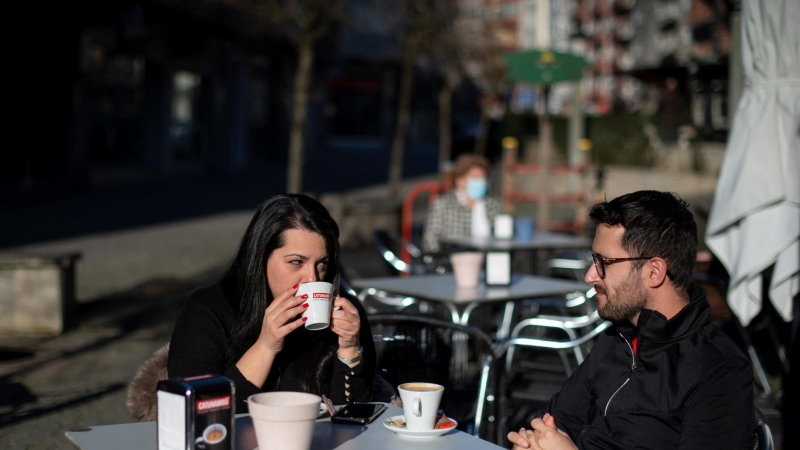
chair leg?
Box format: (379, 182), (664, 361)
(736, 320), (773, 394)
(573, 344), (585, 365)
(505, 347), (516, 373)
(558, 350), (573, 377)
(495, 357), (508, 445)
(473, 355), (492, 439)
(764, 319), (790, 377)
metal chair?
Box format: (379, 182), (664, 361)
(494, 312), (611, 443)
(372, 230), (451, 276)
(544, 250), (591, 281)
(505, 309), (605, 376)
(747, 407), (775, 450)
(357, 286), (417, 314)
(368, 313), (496, 441)
(505, 288), (599, 370)
(400, 181), (445, 265)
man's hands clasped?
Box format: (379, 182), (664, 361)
(508, 413), (577, 450)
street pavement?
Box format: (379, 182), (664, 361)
(0, 272), (211, 449)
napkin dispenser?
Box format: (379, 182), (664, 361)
(493, 214), (514, 240)
(485, 251), (511, 286)
(157, 375), (235, 450)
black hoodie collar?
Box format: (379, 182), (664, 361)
(634, 285), (710, 343)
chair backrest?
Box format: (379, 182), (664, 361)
(499, 320), (612, 357)
(401, 181), (444, 265)
(545, 251), (591, 281)
(372, 230), (412, 274)
(368, 313), (494, 438)
(747, 407), (775, 450)
(371, 230), (452, 276)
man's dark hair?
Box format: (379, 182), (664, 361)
(589, 190), (697, 297)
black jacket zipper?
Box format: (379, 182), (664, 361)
(604, 330), (638, 416)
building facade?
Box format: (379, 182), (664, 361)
(469, 0), (734, 141)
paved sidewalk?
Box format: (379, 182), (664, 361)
(0, 272), (215, 449)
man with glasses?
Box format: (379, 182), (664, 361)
(509, 191), (754, 450)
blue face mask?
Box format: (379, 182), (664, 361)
(465, 178), (488, 200)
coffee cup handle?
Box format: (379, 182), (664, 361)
(412, 397), (422, 417)
(195, 436), (206, 444)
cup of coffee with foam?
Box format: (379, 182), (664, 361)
(397, 383), (444, 431)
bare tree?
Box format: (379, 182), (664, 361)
(386, 0), (457, 199)
(428, 12), (462, 167)
(449, 4), (507, 156)
(223, 0), (348, 193)
(472, 61), (506, 155)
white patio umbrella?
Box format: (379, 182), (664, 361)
(706, 0), (799, 326)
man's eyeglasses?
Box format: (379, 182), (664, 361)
(591, 253), (653, 278)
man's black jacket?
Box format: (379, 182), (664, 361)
(548, 285), (754, 449)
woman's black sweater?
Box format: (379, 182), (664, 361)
(167, 285), (373, 413)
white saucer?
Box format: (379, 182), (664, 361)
(382, 415), (457, 439)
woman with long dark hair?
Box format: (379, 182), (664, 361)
(167, 194), (376, 412)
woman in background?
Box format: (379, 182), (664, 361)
(423, 153), (502, 253)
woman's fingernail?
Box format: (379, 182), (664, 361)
(301, 294), (308, 299)
(302, 317), (308, 322)
(302, 303), (309, 309)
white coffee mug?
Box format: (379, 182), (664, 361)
(397, 382), (444, 431)
(248, 392), (321, 450)
(297, 282), (334, 330)
(493, 214), (515, 239)
(450, 252), (484, 288)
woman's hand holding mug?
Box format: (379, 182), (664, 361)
(331, 296), (361, 355)
(258, 283), (308, 355)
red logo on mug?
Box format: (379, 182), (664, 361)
(313, 293), (331, 299)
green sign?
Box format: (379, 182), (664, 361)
(503, 50), (587, 84)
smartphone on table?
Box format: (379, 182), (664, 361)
(330, 403), (388, 425)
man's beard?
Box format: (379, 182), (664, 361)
(597, 270), (647, 324)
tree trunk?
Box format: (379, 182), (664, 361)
(287, 37), (314, 193)
(473, 107), (490, 155)
(438, 80), (453, 167)
(388, 43), (416, 199)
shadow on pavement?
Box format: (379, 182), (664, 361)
(0, 269), (225, 436)
(0, 383), (126, 429)
(0, 269), (221, 383)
